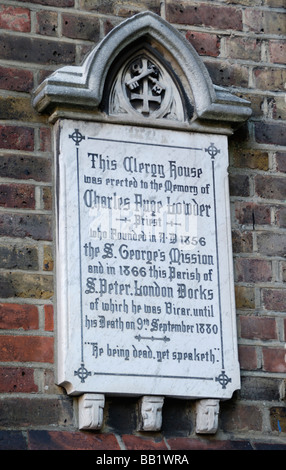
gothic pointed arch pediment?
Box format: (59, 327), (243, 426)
(33, 11), (251, 132)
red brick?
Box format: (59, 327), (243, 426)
(238, 345), (258, 370)
(0, 367), (38, 393)
(28, 431), (120, 450)
(263, 348), (286, 373)
(240, 316), (277, 340)
(262, 288), (286, 312)
(167, 3), (243, 30)
(235, 258), (272, 283)
(122, 434), (168, 450)
(39, 128), (52, 152)
(235, 202), (271, 226)
(0, 125), (34, 151)
(0, 303), (38, 330)
(0, 5), (30, 32)
(44, 305), (54, 331)
(0, 184), (35, 209)
(0, 66), (33, 92)
(0, 335), (53, 363)
(185, 31), (220, 57)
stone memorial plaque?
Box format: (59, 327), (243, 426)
(56, 119), (240, 399)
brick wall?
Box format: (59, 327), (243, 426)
(0, 0), (285, 451)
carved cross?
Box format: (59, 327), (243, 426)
(126, 58), (164, 115)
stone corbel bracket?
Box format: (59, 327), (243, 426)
(78, 393), (105, 430)
(138, 396), (165, 432)
(32, 11), (251, 135)
(195, 399), (220, 434)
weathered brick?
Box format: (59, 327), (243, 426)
(235, 202), (271, 226)
(262, 288), (286, 312)
(220, 403), (263, 432)
(0, 5), (30, 32)
(0, 431), (27, 450)
(0, 245), (38, 270)
(0, 213), (52, 240)
(42, 187), (52, 211)
(0, 155), (51, 182)
(0, 335), (53, 363)
(263, 348), (286, 373)
(238, 345), (258, 370)
(0, 303), (38, 330)
(185, 31), (220, 57)
(235, 286), (255, 309)
(0, 66), (33, 92)
(232, 230), (253, 254)
(235, 258), (272, 283)
(255, 121), (286, 146)
(257, 233), (286, 257)
(0, 367), (38, 393)
(263, 10), (286, 35)
(224, 36), (261, 61)
(28, 430), (120, 450)
(254, 67), (286, 92)
(0, 34), (76, 65)
(240, 376), (283, 401)
(15, 0), (74, 7)
(0, 183), (35, 209)
(166, 437), (252, 450)
(0, 96), (42, 123)
(229, 174), (250, 197)
(0, 125), (34, 151)
(269, 40), (286, 65)
(0, 272), (53, 299)
(62, 13), (100, 41)
(275, 152), (286, 173)
(36, 10), (58, 37)
(39, 128), (52, 153)
(122, 434), (168, 450)
(167, 3), (243, 30)
(0, 397), (73, 428)
(244, 9), (286, 35)
(276, 207), (286, 228)
(43, 245), (53, 271)
(80, 0), (159, 16)
(230, 148), (269, 171)
(240, 315), (277, 340)
(205, 61), (249, 88)
(255, 175), (286, 200)
(44, 305), (54, 331)
(270, 407), (286, 433)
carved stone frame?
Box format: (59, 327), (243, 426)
(33, 11), (251, 433)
